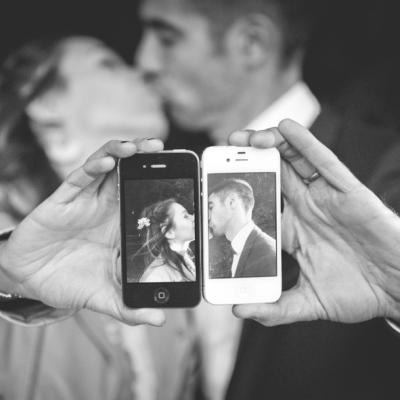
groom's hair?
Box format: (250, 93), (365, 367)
(210, 178), (255, 211)
(184, 0), (318, 64)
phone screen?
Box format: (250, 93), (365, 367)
(207, 172), (277, 279)
(124, 178), (197, 283)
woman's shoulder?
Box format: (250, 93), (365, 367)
(140, 258), (182, 283)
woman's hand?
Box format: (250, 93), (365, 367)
(0, 139), (166, 326)
(230, 119), (400, 326)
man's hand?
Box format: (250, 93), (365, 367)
(0, 139), (165, 326)
(229, 119), (400, 326)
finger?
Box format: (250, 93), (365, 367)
(117, 306), (166, 327)
(278, 119), (361, 192)
(93, 138), (163, 200)
(228, 128), (311, 203)
(232, 286), (318, 326)
(87, 140), (137, 162)
(51, 156), (117, 203)
(253, 127), (317, 181)
(230, 128), (316, 183)
(114, 252), (122, 286)
(89, 286), (166, 327)
(52, 141), (144, 203)
(280, 159), (308, 203)
(92, 138), (163, 194)
(228, 130), (254, 146)
(232, 122), (361, 193)
(95, 301), (166, 327)
(135, 137), (164, 153)
(84, 138), (164, 202)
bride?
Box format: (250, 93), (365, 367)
(137, 198), (196, 282)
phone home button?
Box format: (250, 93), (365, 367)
(154, 288), (170, 304)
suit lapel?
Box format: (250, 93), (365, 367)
(234, 228), (257, 278)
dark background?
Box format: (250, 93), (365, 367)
(1, 0), (400, 131)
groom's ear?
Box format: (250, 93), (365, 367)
(227, 193), (238, 209)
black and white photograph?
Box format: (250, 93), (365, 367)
(208, 173), (277, 279)
(124, 178), (197, 283)
(1, 1), (400, 399)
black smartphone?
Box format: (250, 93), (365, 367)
(119, 150), (201, 308)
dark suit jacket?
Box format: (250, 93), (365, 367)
(225, 108), (400, 400)
(234, 225), (276, 278)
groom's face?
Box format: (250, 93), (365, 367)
(208, 192), (231, 236)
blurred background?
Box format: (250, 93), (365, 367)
(1, 0), (399, 131)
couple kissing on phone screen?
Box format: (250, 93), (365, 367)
(134, 177), (276, 284)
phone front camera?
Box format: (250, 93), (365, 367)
(226, 158), (230, 162)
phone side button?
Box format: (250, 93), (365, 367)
(154, 287), (170, 304)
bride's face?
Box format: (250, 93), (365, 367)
(167, 202), (195, 243)
(29, 37), (167, 178)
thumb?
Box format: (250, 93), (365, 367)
(232, 285), (320, 326)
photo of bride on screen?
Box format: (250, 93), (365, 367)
(125, 178), (197, 283)
(137, 199), (196, 282)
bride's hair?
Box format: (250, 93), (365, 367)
(0, 38), (66, 221)
(135, 198), (193, 281)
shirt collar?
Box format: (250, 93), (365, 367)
(245, 81), (321, 131)
(231, 221), (255, 256)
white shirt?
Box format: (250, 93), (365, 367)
(230, 221), (255, 277)
(245, 81), (321, 131)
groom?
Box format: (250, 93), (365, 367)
(208, 178), (276, 278)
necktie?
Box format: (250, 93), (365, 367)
(222, 241), (236, 278)
(227, 242), (236, 278)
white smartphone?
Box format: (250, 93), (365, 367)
(202, 146), (281, 304)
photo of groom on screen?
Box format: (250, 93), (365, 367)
(208, 176), (277, 279)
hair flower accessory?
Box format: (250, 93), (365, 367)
(137, 217), (151, 230)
